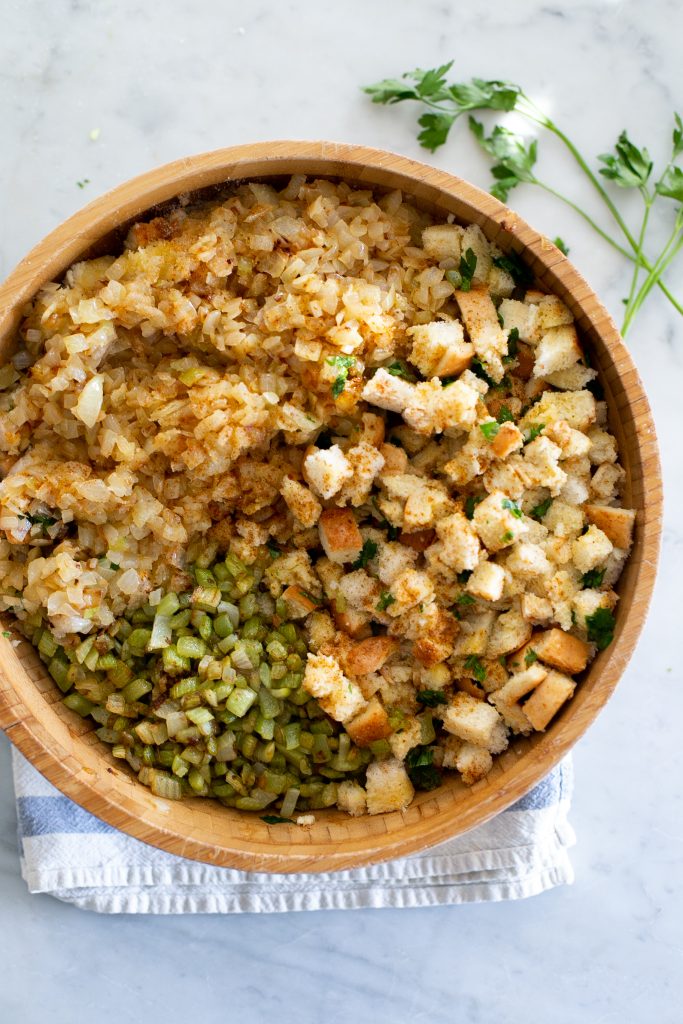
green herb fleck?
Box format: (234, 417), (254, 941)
(260, 815), (294, 825)
(352, 538), (378, 570)
(493, 252), (533, 288)
(109, 562), (121, 571)
(524, 423), (545, 444)
(586, 607), (616, 650)
(553, 237), (570, 256)
(405, 745), (442, 790)
(376, 591), (396, 612)
(501, 497), (523, 519)
(327, 355), (355, 398)
(457, 569), (472, 583)
(266, 542), (280, 559)
(524, 649), (539, 666)
(386, 360), (417, 382)
(582, 568), (605, 589)
(2, 631), (10, 639)
(480, 420), (500, 441)
(464, 654), (487, 682)
(497, 405), (514, 423)
(456, 593), (476, 607)
(458, 247), (478, 291)
(416, 690), (448, 708)
(501, 530), (514, 543)
(465, 495), (483, 520)
(530, 497), (553, 521)
(76, 179), (90, 189)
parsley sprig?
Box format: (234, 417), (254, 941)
(363, 64), (683, 334)
(327, 355), (355, 398)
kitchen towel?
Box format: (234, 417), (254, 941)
(12, 747), (575, 913)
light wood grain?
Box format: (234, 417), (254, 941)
(0, 141), (662, 872)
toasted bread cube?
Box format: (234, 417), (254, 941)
(399, 528), (436, 552)
(378, 442), (409, 476)
(586, 427), (618, 465)
(487, 265), (515, 299)
(523, 669), (576, 730)
(572, 587), (617, 630)
(359, 412), (385, 448)
(466, 559), (505, 602)
(346, 697), (392, 747)
(339, 442), (385, 507)
(443, 692), (507, 752)
(533, 325), (582, 378)
(422, 223), (463, 262)
(491, 422), (524, 459)
(492, 698), (533, 735)
(520, 593), (554, 624)
(486, 608), (532, 658)
(507, 541), (553, 578)
(404, 484), (455, 532)
(455, 287), (508, 382)
(333, 608), (372, 639)
(388, 718), (423, 761)
(590, 463), (625, 501)
(303, 445), (353, 499)
(282, 585), (321, 615)
(305, 610), (337, 652)
(362, 368), (416, 413)
(408, 603), (459, 667)
(303, 653), (366, 723)
(338, 568), (381, 613)
(520, 389), (596, 433)
(455, 743), (493, 785)
(365, 758), (415, 814)
(337, 780), (367, 817)
(376, 540), (417, 585)
(492, 663), (547, 704)
(345, 636), (398, 676)
(452, 610), (496, 657)
(280, 476), (323, 528)
(499, 298), (541, 344)
(387, 568), (435, 616)
(544, 364), (598, 391)
(503, 639), (539, 673)
(434, 511), (481, 571)
(531, 628), (591, 674)
(522, 436), (567, 496)
(536, 294), (574, 329)
(473, 489), (529, 552)
(584, 504), (635, 550)
(462, 224), (494, 281)
(404, 378), (480, 435)
(318, 508), (364, 565)
(572, 524), (613, 574)
(408, 320), (474, 378)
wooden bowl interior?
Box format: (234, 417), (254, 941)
(0, 143), (661, 872)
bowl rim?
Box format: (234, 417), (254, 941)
(0, 140), (663, 872)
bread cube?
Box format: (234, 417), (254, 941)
(280, 476), (322, 527)
(530, 627), (591, 674)
(486, 608), (532, 657)
(422, 223), (463, 262)
(404, 378), (480, 434)
(443, 692), (506, 751)
(533, 325), (582, 378)
(303, 445), (353, 499)
(362, 367), (416, 413)
(403, 484), (455, 532)
(586, 427), (618, 465)
(519, 389), (596, 432)
(473, 489), (529, 552)
(536, 294), (574, 330)
(522, 436), (567, 496)
(365, 758), (415, 814)
(543, 500), (585, 538)
(572, 587), (617, 630)
(376, 540), (417, 584)
(303, 653), (366, 723)
(387, 568), (435, 616)
(305, 610), (337, 653)
(337, 780), (367, 817)
(466, 559), (505, 602)
(523, 669), (576, 730)
(452, 610), (496, 657)
(318, 507), (364, 565)
(388, 718), (422, 761)
(487, 265), (515, 299)
(345, 697), (392, 747)
(544, 364), (598, 391)
(520, 593), (554, 624)
(493, 663), (548, 704)
(408, 320), (474, 378)
(507, 541), (553, 579)
(345, 636), (398, 676)
(455, 743), (493, 785)
(572, 524), (613, 574)
(461, 223), (493, 282)
(434, 511), (481, 571)
(338, 568), (381, 614)
(340, 442), (385, 507)
(583, 504), (635, 550)
(491, 422), (524, 459)
(544, 419), (592, 459)
(590, 463), (626, 501)
(409, 603), (459, 666)
(492, 698), (533, 735)
(378, 442), (409, 476)
(498, 298), (541, 344)
(454, 287), (508, 382)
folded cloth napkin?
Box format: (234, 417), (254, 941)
(12, 747), (575, 914)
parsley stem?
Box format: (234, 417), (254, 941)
(622, 190), (653, 329)
(534, 181), (633, 259)
(621, 215), (683, 334)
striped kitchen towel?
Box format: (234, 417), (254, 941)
(12, 747), (575, 914)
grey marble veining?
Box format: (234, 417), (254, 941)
(1, 0), (682, 1021)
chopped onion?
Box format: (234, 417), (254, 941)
(73, 373), (104, 428)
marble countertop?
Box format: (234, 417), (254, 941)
(1, 0), (681, 1020)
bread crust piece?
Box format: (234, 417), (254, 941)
(344, 636), (398, 676)
(318, 507), (363, 564)
(583, 504), (636, 550)
(529, 628), (591, 674)
(346, 697), (392, 747)
(523, 669), (576, 730)
(365, 758), (415, 814)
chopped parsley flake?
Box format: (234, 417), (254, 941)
(416, 690), (448, 708)
(260, 815), (294, 825)
(530, 497), (553, 520)
(76, 179), (90, 189)
(493, 252), (533, 288)
(458, 248), (478, 291)
(456, 593), (475, 607)
(464, 654), (487, 683)
(582, 568), (605, 589)
(497, 405), (514, 423)
(386, 360), (416, 382)
(501, 497), (523, 519)
(266, 542), (280, 559)
(327, 355), (355, 398)
(465, 495), (483, 520)
(480, 420), (500, 441)
(352, 538), (378, 569)
(405, 745), (442, 791)
(376, 591), (396, 612)
(586, 607), (615, 650)
(2, 631), (10, 639)
(524, 423), (545, 444)
(501, 530), (514, 543)
(525, 649), (539, 666)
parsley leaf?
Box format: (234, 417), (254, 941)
(673, 112), (683, 158)
(582, 568), (605, 589)
(76, 179), (90, 189)
(416, 690), (448, 708)
(530, 497), (553, 521)
(386, 360), (417, 382)
(405, 745), (442, 791)
(497, 405), (514, 423)
(469, 118), (538, 202)
(524, 423), (545, 444)
(362, 62), (454, 105)
(553, 236), (570, 256)
(585, 607), (616, 650)
(464, 495), (483, 520)
(599, 131), (653, 189)
(524, 649), (539, 666)
(352, 538), (378, 570)
(376, 591), (396, 612)
(464, 654), (487, 683)
(418, 111), (456, 152)
(501, 530), (514, 543)
(656, 165), (683, 203)
(448, 77), (521, 113)
(2, 631), (10, 639)
(507, 327), (519, 357)
(260, 815), (294, 824)
(479, 420), (500, 441)
(109, 562), (121, 571)
(455, 593), (475, 607)
(327, 355), (355, 398)
(266, 542), (280, 559)
(456, 569), (472, 583)
(458, 247), (478, 291)
(501, 497), (523, 518)
(493, 252), (534, 288)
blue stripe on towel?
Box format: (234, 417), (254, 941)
(16, 762), (568, 839)
(17, 796), (115, 837)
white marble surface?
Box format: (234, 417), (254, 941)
(1, 0), (682, 1020)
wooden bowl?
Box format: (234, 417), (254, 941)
(0, 141), (662, 872)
